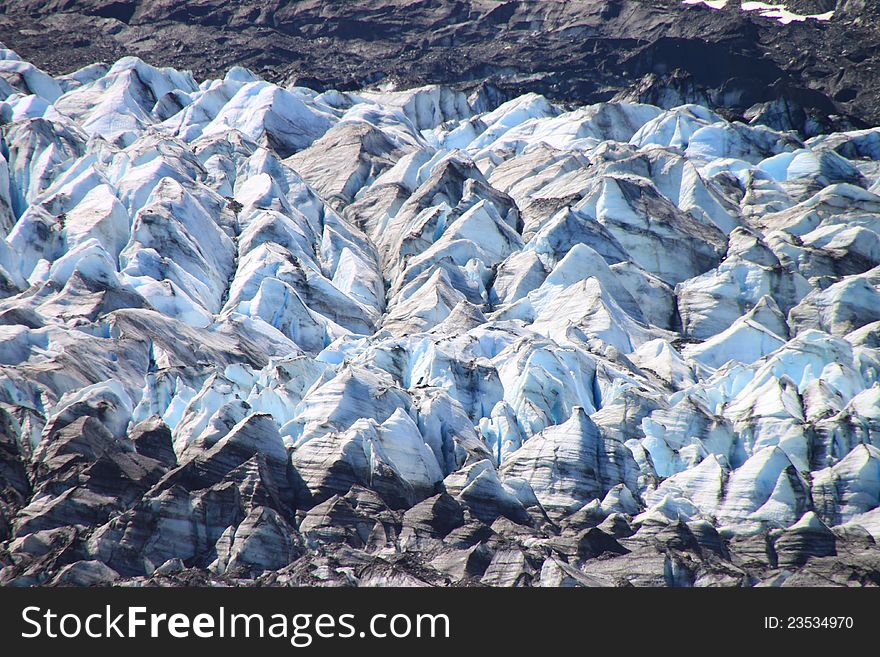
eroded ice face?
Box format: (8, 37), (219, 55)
(1, 39), (880, 586)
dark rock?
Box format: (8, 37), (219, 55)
(87, 482), (244, 576)
(539, 556), (609, 587)
(291, 426), (420, 510)
(153, 413), (296, 510)
(480, 548), (537, 587)
(443, 516), (496, 550)
(2, 1), (878, 129)
(688, 520), (730, 559)
(402, 493), (465, 539)
(772, 512), (837, 568)
(130, 416), (177, 468)
(728, 532), (778, 571)
(0, 408), (30, 541)
(429, 543), (493, 582)
(299, 486), (400, 550)
(13, 486), (119, 538)
(49, 559), (119, 586)
(213, 506), (303, 576)
(581, 548), (697, 587)
(597, 513), (636, 539)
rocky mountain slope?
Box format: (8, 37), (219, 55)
(1, 43), (880, 587)
(1, 1), (879, 135)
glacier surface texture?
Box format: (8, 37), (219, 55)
(1, 47), (879, 587)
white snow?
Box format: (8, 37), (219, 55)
(683, 1), (834, 25)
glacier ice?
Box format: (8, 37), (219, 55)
(1, 46), (880, 587)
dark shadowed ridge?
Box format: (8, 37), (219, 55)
(0, 0), (879, 130)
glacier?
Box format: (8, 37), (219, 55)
(1, 44), (879, 587)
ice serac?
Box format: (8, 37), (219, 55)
(2, 47), (880, 587)
(500, 408), (640, 518)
